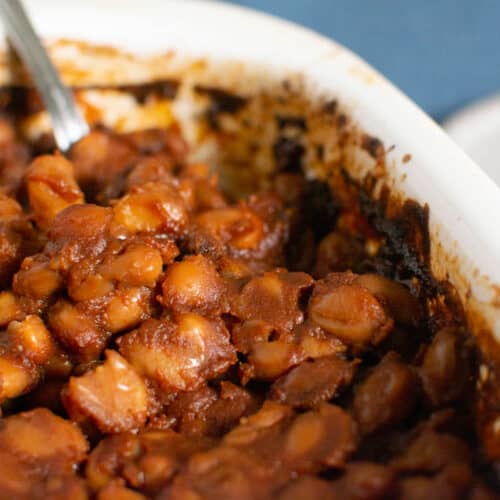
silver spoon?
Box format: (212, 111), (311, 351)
(0, 0), (89, 152)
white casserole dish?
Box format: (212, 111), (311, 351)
(1, 0), (499, 395)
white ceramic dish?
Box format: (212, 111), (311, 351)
(445, 92), (500, 188)
(1, 1), (499, 362)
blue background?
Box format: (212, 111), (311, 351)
(226, 0), (500, 121)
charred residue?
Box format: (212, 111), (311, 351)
(195, 85), (248, 130)
(117, 79), (180, 103)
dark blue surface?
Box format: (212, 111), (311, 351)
(226, 0), (500, 120)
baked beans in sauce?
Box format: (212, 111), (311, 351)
(0, 103), (498, 499)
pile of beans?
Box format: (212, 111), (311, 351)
(0, 117), (497, 499)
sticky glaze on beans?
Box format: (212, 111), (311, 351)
(0, 110), (497, 499)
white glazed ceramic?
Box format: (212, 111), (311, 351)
(445, 92), (500, 188)
(1, 0), (499, 354)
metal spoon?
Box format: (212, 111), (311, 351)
(0, 0), (89, 152)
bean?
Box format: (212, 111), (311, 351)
(26, 154), (84, 230)
(100, 244), (163, 287)
(113, 182), (188, 236)
(7, 315), (55, 364)
(64, 350), (148, 433)
(161, 255), (226, 314)
(353, 352), (418, 435)
(309, 272), (393, 350)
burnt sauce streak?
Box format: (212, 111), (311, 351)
(0, 83), (497, 499)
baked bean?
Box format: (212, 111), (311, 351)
(0, 194), (39, 285)
(49, 300), (108, 362)
(353, 352), (418, 434)
(216, 255), (254, 280)
(99, 244), (163, 287)
(178, 164), (220, 211)
(104, 286), (152, 333)
(391, 430), (470, 473)
(26, 154), (84, 230)
(419, 328), (469, 407)
(0, 407), (88, 474)
(232, 319), (277, 354)
(113, 182), (188, 236)
(125, 155), (175, 191)
(330, 462), (397, 500)
(222, 400), (293, 448)
(64, 350), (148, 433)
(294, 322), (347, 359)
(47, 204), (113, 261)
(0, 449), (38, 498)
(69, 130), (115, 184)
(126, 156), (195, 210)
(69, 129), (137, 197)
(98, 483), (146, 500)
(243, 339), (304, 382)
(197, 381), (258, 436)
(124, 126), (188, 163)
(193, 206), (264, 251)
(166, 385), (218, 435)
(231, 270), (313, 332)
(283, 403), (357, 472)
(309, 272), (394, 350)
(277, 475), (335, 500)
(355, 273), (421, 327)
(0, 355), (38, 401)
(398, 463), (473, 500)
(7, 314), (55, 364)
(0, 192), (23, 218)
(0, 314), (58, 401)
(191, 178), (228, 211)
(160, 254), (228, 314)
(13, 255), (63, 300)
(43, 476), (89, 500)
(68, 270), (114, 302)
(118, 315), (236, 393)
(270, 355), (358, 409)
(247, 192), (290, 264)
(187, 193), (289, 271)
(0, 290), (23, 326)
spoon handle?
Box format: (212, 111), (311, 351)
(0, 0), (88, 152)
